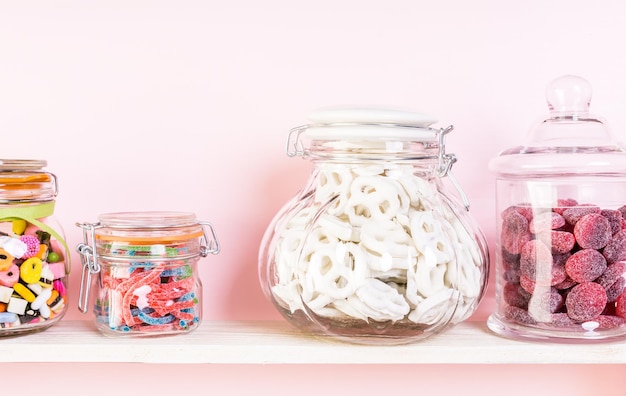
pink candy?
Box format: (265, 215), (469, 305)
(565, 249), (607, 283)
(573, 213), (611, 249)
(500, 199), (626, 330)
(565, 282), (607, 322)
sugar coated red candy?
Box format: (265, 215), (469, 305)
(538, 231), (575, 254)
(502, 208), (529, 234)
(595, 315), (625, 330)
(616, 291), (626, 319)
(549, 312), (576, 327)
(553, 276), (577, 290)
(602, 230), (626, 264)
(553, 198), (579, 215)
(529, 212), (565, 234)
(573, 213), (612, 249)
(562, 205), (602, 225)
(565, 282), (607, 322)
(502, 230), (531, 255)
(504, 305), (537, 325)
(503, 282), (530, 309)
(502, 205), (534, 222)
(520, 240), (553, 281)
(563, 205), (601, 225)
(565, 249), (607, 283)
(606, 277), (626, 303)
(528, 287), (564, 315)
(549, 254), (568, 286)
(499, 200), (626, 333)
(595, 261), (626, 289)
(601, 209), (624, 235)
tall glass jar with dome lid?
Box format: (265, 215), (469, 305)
(488, 75), (626, 342)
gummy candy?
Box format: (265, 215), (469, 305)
(565, 249), (607, 283)
(602, 230), (626, 264)
(573, 213), (611, 250)
(616, 291), (626, 319)
(499, 200), (626, 333)
(565, 282), (607, 322)
(562, 205), (601, 225)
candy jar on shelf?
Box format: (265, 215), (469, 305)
(258, 106), (489, 345)
(76, 211), (219, 337)
(0, 159), (70, 336)
(488, 75), (626, 341)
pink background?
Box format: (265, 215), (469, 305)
(1, 1), (626, 394)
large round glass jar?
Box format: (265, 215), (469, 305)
(0, 159), (70, 336)
(488, 75), (626, 341)
(259, 107), (489, 344)
(75, 211), (220, 337)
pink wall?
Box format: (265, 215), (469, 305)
(1, 1), (625, 394)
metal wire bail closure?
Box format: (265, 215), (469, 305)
(286, 122), (471, 210)
(199, 221), (221, 257)
(436, 125), (470, 211)
(75, 221), (102, 313)
(286, 125), (308, 157)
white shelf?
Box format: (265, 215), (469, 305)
(1, 320), (625, 364)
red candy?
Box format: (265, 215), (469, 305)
(553, 198), (578, 215)
(504, 305), (537, 325)
(565, 282), (607, 322)
(562, 205), (601, 225)
(595, 262), (626, 289)
(519, 240), (553, 281)
(537, 231), (575, 254)
(499, 199), (626, 332)
(606, 277), (626, 303)
(595, 315), (625, 330)
(602, 230), (626, 264)
(565, 249), (607, 283)
(529, 212), (565, 234)
(601, 209), (623, 235)
(502, 208), (529, 234)
(529, 287), (564, 314)
(503, 282), (530, 309)
(616, 291), (626, 319)
(502, 230), (530, 255)
(573, 213), (611, 249)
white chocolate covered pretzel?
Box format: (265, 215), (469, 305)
(270, 162), (484, 325)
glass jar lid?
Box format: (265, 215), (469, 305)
(489, 75), (626, 177)
(93, 211), (205, 248)
(98, 211), (199, 229)
(0, 159), (57, 202)
(286, 106), (453, 160)
(303, 106), (439, 141)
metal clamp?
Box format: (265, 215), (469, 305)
(436, 125), (470, 211)
(285, 125), (308, 157)
(199, 221), (221, 257)
(75, 222), (102, 314)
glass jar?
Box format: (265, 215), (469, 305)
(0, 159), (70, 336)
(76, 211), (219, 337)
(488, 75), (626, 341)
(258, 107), (489, 344)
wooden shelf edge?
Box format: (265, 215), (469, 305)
(0, 320), (625, 364)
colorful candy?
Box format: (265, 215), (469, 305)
(0, 227), (67, 332)
(94, 262), (200, 334)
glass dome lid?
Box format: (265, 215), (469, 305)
(489, 75), (626, 178)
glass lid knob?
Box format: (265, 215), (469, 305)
(546, 75), (592, 117)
